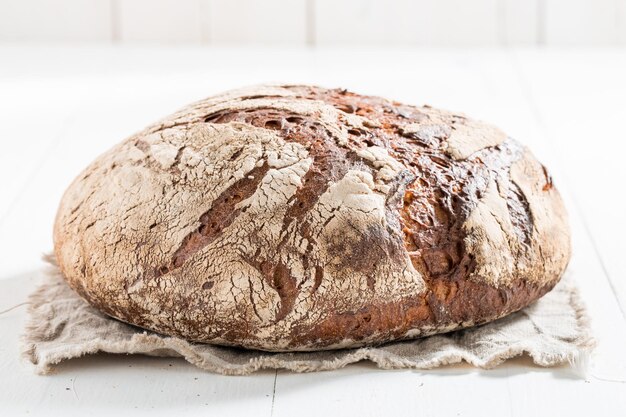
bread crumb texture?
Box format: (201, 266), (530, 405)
(54, 85), (571, 351)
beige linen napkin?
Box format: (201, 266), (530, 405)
(22, 260), (594, 376)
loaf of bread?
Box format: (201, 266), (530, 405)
(54, 85), (570, 351)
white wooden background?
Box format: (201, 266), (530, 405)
(1, 0), (626, 45)
(0, 44), (625, 415)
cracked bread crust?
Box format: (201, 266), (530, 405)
(53, 85), (571, 351)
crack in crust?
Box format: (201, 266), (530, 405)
(53, 84), (571, 351)
(157, 163), (270, 277)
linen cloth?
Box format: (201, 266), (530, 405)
(22, 260), (594, 375)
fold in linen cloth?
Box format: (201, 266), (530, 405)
(22, 260), (594, 375)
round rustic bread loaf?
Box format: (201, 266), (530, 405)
(54, 85), (571, 351)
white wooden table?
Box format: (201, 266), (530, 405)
(0, 45), (624, 416)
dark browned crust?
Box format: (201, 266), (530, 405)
(157, 162), (270, 277)
(164, 86), (558, 349)
(290, 278), (554, 348)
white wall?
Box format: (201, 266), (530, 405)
(0, 0), (625, 45)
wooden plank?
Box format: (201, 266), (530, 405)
(413, 0), (501, 46)
(0, 0), (624, 46)
(314, 0), (500, 46)
(313, 0), (415, 45)
(544, 0), (619, 45)
(208, 0), (307, 44)
(273, 364), (515, 417)
(118, 0), (207, 43)
(619, 0), (626, 44)
(0, 0), (112, 41)
(501, 0), (540, 45)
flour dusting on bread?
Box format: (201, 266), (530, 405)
(53, 85), (571, 351)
